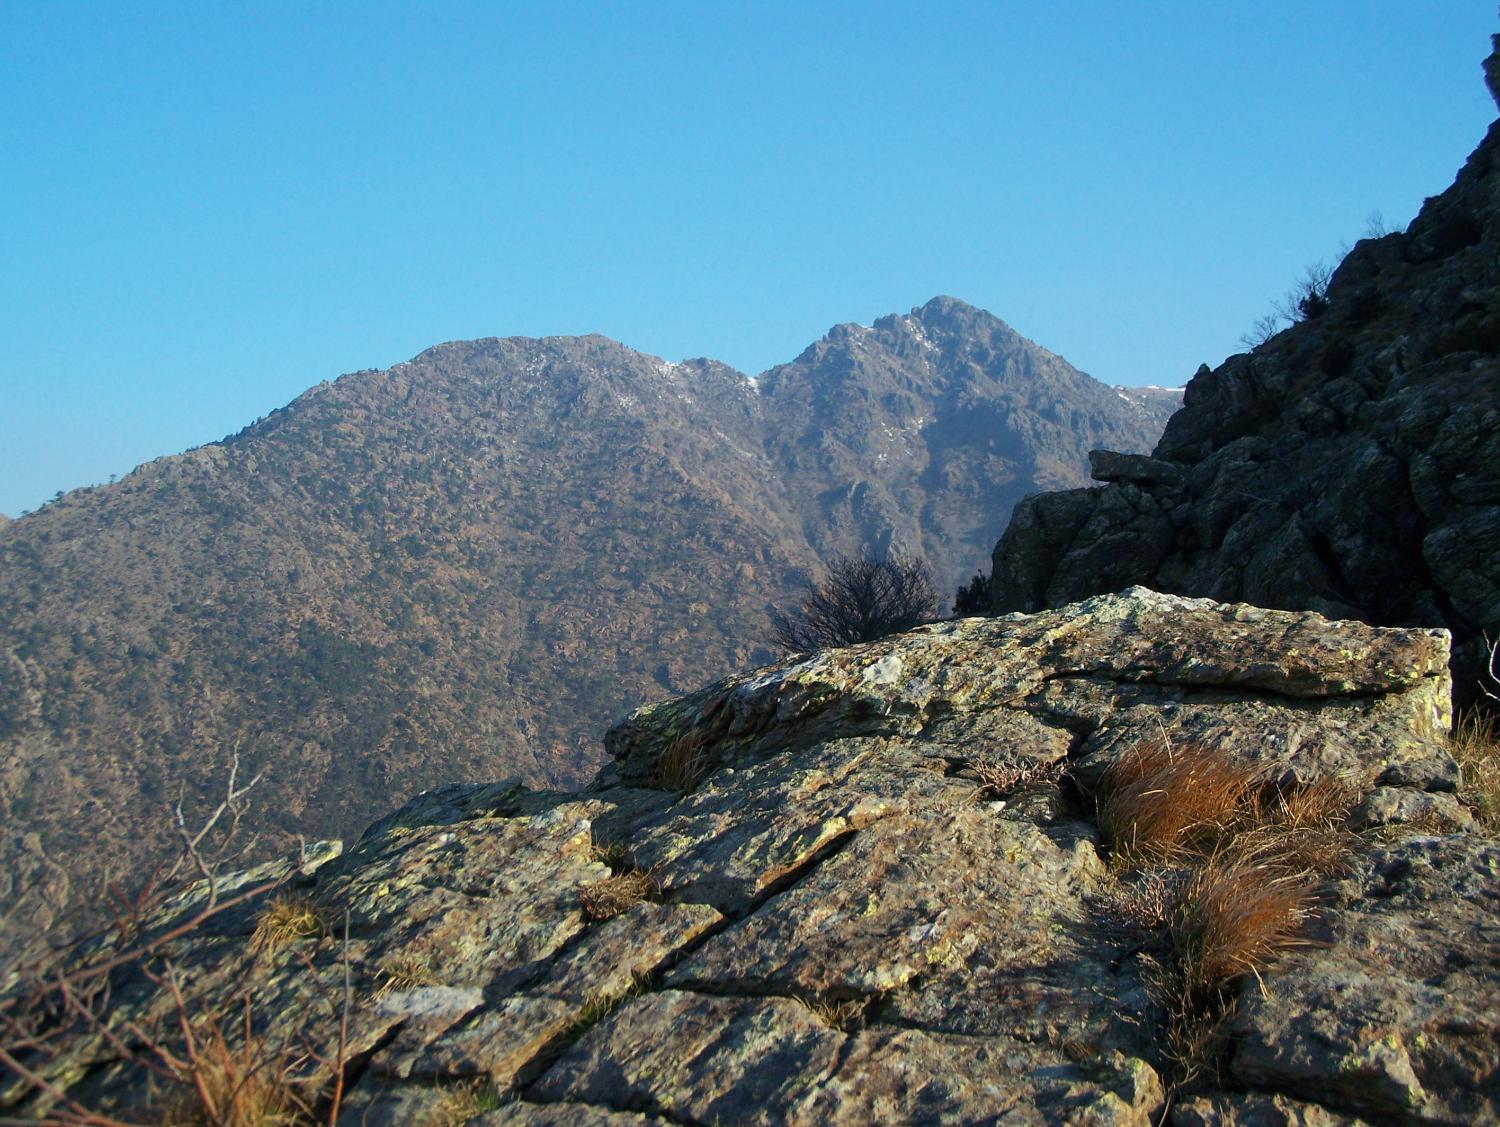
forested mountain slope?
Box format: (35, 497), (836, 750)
(0, 298), (1175, 926)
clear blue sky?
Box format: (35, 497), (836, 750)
(2, 2), (1496, 518)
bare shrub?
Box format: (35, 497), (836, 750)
(1275, 261), (1333, 323)
(154, 995), (316, 1126)
(0, 758), (351, 1126)
(769, 553), (938, 653)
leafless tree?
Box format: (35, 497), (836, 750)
(769, 553), (939, 652)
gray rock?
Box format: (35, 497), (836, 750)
(978, 60), (1500, 704)
(5, 589), (1490, 1126)
(1231, 835), (1500, 1124)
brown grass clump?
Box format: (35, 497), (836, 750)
(1451, 709), (1500, 831)
(794, 995), (862, 1031)
(1145, 844), (1323, 1088)
(157, 1011), (314, 1126)
(1092, 739), (1360, 1090)
(578, 869), (658, 922)
(1167, 846), (1321, 999)
(1262, 775), (1358, 830)
(1095, 741), (1262, 866)
(248, 894), (327, 957)
(651, 730), (710, 793)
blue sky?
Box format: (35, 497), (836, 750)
(1, 2), (1496, 518)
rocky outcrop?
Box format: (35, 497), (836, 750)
(7, 589), (1493, 1125)
(980, 62), (1500, 703)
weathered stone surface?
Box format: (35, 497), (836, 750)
(4, 589), (1490, 1125)
(1347, 787), (1474, 832)
(1231, 834), (1500, 1124)
(1171, 1092), (1372, 1125)
(979, 62), (1500, 704)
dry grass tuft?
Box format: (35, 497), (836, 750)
(1097, 870), (1178, 937)
(374, 951), (439, 996)
(563, 973), (650, 1042)
(248, 894), (327, 957)
(423, 1079), (505, 1127)
(579, 869), (658, 922)
(1137, 845), (1321, 1090)
(1166, 846), (1321, 1000)
(588, 839), (628, 869)
(1262, 775), (1358, 831)
(1451, 709), (1500, 831)
(652, 731), (710, 793)
(157, 1017), (313, 1126)
(794, 995), (862, 1031)
(1095, 741), (1263, 866)
(1092, 739), (1359, 1090)
(971, 756), (1063, 799)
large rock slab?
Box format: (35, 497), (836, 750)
(4, 589), (1487, 1125)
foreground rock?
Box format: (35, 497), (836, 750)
(5, 590), (1494, 1125)
(979, 46), (1500, 703)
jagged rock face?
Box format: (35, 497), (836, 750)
(10, 590), (1493, 1125)
(0, 299), (1177, 951)
(983, 95), (1500, 703)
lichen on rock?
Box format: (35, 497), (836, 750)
(5, 588), (1493, 1125)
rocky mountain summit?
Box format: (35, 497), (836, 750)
(976, 48), (1500, 704)
(5, 588), (1493, 1125)
(0, 298), (1176, 951)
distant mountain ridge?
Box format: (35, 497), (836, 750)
(0, 297), (1177, 930)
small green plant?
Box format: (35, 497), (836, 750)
(561, 974), (650, 1043)
(424, 1079), (505, 1127)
